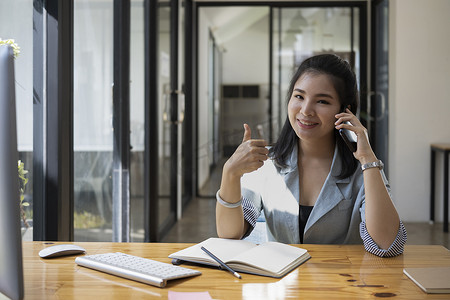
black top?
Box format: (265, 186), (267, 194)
(299, 205), (314, 243)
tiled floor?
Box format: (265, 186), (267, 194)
(162, 196), (450, 249)
(161, 196), (218, 243)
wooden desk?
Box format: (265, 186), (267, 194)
(430, 143), (450, 232)
(23, 242), (450, 299)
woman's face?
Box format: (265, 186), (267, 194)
(288, 72), (341, 143)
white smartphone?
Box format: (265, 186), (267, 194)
(339, 122), (357, 152)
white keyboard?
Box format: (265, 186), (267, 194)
(75, 252), (201, 288)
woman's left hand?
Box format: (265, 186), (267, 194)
(335, 108), (377, 164)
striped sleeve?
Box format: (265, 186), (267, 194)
(359, 221), (407, 257)
(242, 196), (260, 229)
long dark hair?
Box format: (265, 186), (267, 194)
(270, 54), (359, 179)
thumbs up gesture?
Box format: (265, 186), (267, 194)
(223, 124), (269, 178)
(242, 123), (253, 143)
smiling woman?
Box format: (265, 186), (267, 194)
(215, 54), (407, 257)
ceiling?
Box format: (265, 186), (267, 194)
(200, 6), (352, 49)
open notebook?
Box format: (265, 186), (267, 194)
(169, 238), (310, 278)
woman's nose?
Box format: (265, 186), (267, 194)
(300, 100), (314, 116)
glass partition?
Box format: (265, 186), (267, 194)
(272, 7), (360, 134)
(130, 0), (145, 242)
(157, 2), (173, 230)
(197, 6), (270, 197)
(74, 0), (114, 241)
(73, 0), (147, 242)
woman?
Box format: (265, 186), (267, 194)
(216, 54), (406, 257)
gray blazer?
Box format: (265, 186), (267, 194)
(241, 144), (390, 245)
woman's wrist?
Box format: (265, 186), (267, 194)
(216, 190), (242, 208)
(222, 161), (243, 182)
(358, 153), (378, 165)
(219, 163), (244, 208)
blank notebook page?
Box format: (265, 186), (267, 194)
(229, 242), (307, 273)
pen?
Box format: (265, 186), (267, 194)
(201, 246), (242, 279)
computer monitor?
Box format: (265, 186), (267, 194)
(0, 45), (24, 300)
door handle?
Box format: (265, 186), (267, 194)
(163, 90), (184, 124)
(176, 91), (185, 124)
(163, 92), (170, 122)
(371, 91), (387, 122)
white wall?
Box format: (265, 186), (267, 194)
(221, 16), (270, 145)
(222, 17), (269, 85)
(389, 0), (450, 221)
(197, 9), (213, 190)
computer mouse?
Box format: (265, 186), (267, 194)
(39, 244), (86, 259)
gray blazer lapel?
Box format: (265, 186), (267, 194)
(280, 168), (300, 241)
(278, 145), (300, 242)
(304, 175), (344, 232)
(279, 143), (300, 201)
(304, 146), (351, 233)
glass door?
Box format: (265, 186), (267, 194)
(130, 0), (145, 242)
(145, 0), (185, 242)
(73, 0), (114, 241)
(196, 6), (270, 197)
(157, 0), (183, 238)
(73, 0), (184, 242)
(157, 0), (174, 236)
(272, 6), (363, 136)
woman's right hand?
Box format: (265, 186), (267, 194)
(223, 124), (269, 179)
(217, 124), (265, 239)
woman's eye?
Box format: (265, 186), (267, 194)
(318, 100), (329, 104)
(294, 94), (304, 100)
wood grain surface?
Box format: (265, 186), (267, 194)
(22, 242), (450, 299)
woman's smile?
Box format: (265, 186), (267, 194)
(297, 119), (319, 129)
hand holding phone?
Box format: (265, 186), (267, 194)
(338, 106), (358, 152)
(339, 123), (357, 152)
